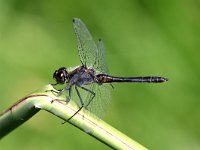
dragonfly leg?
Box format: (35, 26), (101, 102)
(78, 86), (95, 109)
(46, 89), (60, 95)
(45, 83), (60, 94)
(51, 83), (58, 86)
(75, 85), (84, 106)
(110, 83), (114, 89)
(49, 85), (71, 104)
(66, 87), (72, 102)
(65, 85), (96, 122)
(45, 88), (63, 103)
(64, 85), (84, 122)
(56, 85), (71, 96)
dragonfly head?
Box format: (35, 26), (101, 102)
(53, 67), (68, 84)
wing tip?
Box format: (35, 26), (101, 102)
(73, 18), (79, 23)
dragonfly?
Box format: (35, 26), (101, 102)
(52, 18), (168, 121)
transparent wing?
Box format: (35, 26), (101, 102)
(73, 18), (98, 68)
(72, 19), (111, 119)
(84, 83), (111, 119)
(70, 83), (111, 119)
(84, 39), (111, 118)
(93, 39), (109, 74)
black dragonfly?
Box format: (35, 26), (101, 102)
(52, 18), (168, 121)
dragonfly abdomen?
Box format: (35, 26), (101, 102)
(96, 74), (168, 83)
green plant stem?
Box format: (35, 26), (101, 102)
(0, 85), (148, 150)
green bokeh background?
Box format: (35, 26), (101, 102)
(0, 0), (200, 149)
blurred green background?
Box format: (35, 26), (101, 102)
(0, 0), (200, 149)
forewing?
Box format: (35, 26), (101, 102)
(72, 19), (111, 119)
(73, 18), (98, 68)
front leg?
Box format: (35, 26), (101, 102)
(49, 84), (72, 103)
(56, 85), (71, 100)
(45, 83), (59, 94)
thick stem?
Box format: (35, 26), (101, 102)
(0, 85), (148, 150)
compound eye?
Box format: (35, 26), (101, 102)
(53, 67), (67, 84)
